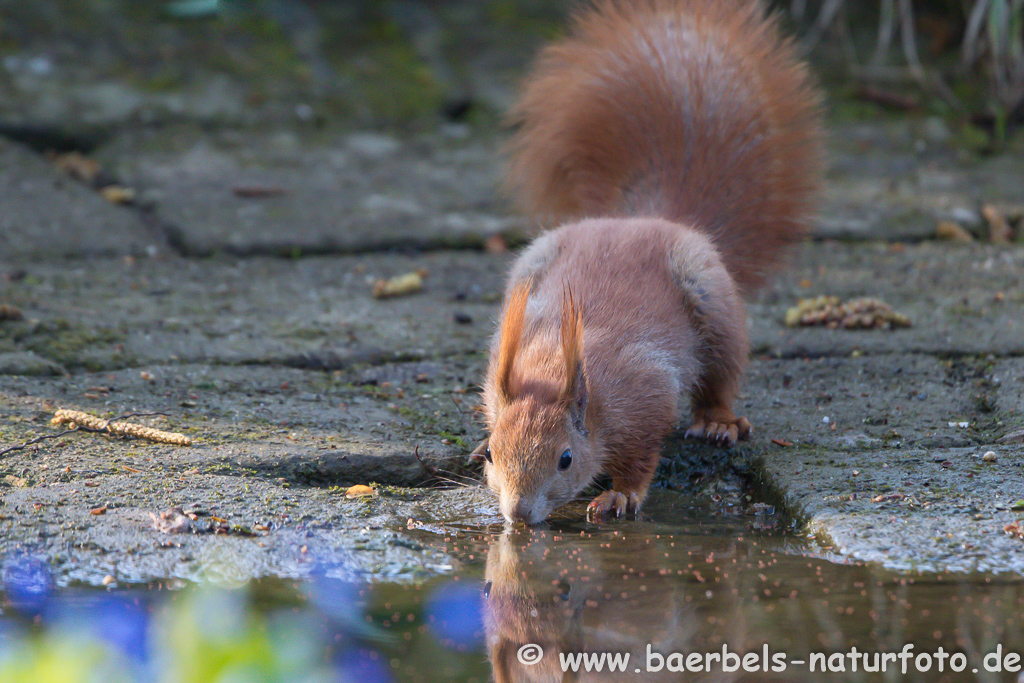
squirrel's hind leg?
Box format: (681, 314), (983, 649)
(667, 230), (752, 447)
(686, 404), (752, 445)
(682, 324), (753, 446)
(681, 298), (753, 445)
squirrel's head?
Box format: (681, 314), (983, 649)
(483, 284), (601, 524)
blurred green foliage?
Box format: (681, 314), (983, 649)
(0, 590), (336, 683)
(0, 570), (489, 683)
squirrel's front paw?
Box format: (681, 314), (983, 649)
(587, 490), (641, 520)
(686, 410), (752, 445)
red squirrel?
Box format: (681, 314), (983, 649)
(480, 0), (822, 524)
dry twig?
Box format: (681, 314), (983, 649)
(0, 429), (79, 457)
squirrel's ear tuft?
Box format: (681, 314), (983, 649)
(560, 287), (588, 430)
(496, 281), (530, 405)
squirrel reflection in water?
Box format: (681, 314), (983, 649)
(482, 527), (747, 683)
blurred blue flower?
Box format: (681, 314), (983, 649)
(424, 581), (484, 651)
(1, 553), (53, 615)
(333, 646), (393, 683)
(0, 617), (27, 661)
(305, 568), (362, 627)
(51, 593), (152, 664)
(304, 562), (395, 646)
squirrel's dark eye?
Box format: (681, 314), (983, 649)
(558, 448), (572, 470)
(483, 581), (492, 599)
(484, 447), (493, 464)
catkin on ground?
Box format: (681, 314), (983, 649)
(51, 408), (192, 446)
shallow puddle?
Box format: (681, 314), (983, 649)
(2, 492), (1023, 682)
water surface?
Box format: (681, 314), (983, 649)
(2, 491), (1023, 682)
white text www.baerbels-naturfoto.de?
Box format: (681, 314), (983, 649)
(514, 643), (1024, 675)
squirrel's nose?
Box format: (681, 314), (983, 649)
(503, 499), (528, 523)
(500, 494), (524, 522)
(513, 500), (533, 522)
(503, 496), (544, 524)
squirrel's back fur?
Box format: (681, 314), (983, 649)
(505, 0), (822, 291)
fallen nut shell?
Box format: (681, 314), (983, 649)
(373, 272), (423, 299)
(53, 152), (102, 183)
(982, 451), (997, 462)
(345, 484), (376, 498)
(981, 205), (1011, 244)
(484, 234), (508, 254)
(100, 185), (137, 205)
(0, 303), (23, 321)
(936, 220), (974, 243)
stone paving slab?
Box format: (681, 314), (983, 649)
(0, 137), (161, 260)
(740, 356), (1024, 574)
(0, 358), (499, 587)
(4, 120), (1021, 263)
(750, 241), (1024, 357)
(0, 252), (505, 372)
(100, 122), (1023, 256)
(759, 443), (1024, 574)
(818, 121), (1024, 241)
(0, 361), (486, 487)
(3, 239), (1024, 580)
(99, 127), (525, 256)
(740, 355), (1000, 451)
(2, 242), (1021, 378)
(0, 472), (494, 587)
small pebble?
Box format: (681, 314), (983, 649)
(822, 416), (830, 424)
(982, 451), (997, 462)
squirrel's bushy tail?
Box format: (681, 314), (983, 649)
(505, 0), (822, 292)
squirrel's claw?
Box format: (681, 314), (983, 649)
(686, 415), (752, 446)
(587, 490), (641, 520)
(587, 491), (626, 519)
